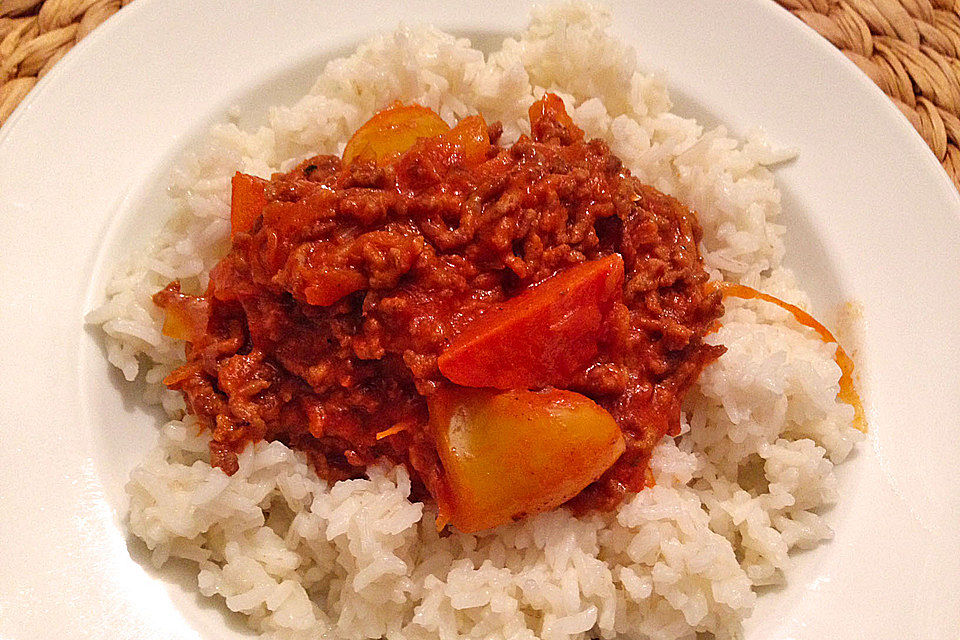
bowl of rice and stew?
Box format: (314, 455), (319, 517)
(80, 5), (878, 638)
(0, 0), (960, 640)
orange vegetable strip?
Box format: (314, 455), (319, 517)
(707, 281), (866, 432)
(435, 506), (451, 533)
(375, 422), (410, 440)
(302, 269), (367, 307)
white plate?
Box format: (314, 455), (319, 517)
(1, 0), (959, 638)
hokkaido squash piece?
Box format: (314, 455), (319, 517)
(153, 282), (211, 342)
(343, 103), (450, 166)
(436, 114), (489, 166)
(428, 387), (625, 533)
(160, 306), (192, 341)
(437, 254), (625, 389)
(230, 172), (269, 237)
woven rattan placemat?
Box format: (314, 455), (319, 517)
(2, 0), (959, 189)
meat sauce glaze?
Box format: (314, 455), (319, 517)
(154, 95), (724, 522)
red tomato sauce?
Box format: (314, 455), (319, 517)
(154, 96), (725, 512)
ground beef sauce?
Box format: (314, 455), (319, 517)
(155, 95), (725, 518)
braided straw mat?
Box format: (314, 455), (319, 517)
(3, 0), (960, 189)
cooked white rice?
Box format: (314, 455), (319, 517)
(89, 3), (862, 639)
